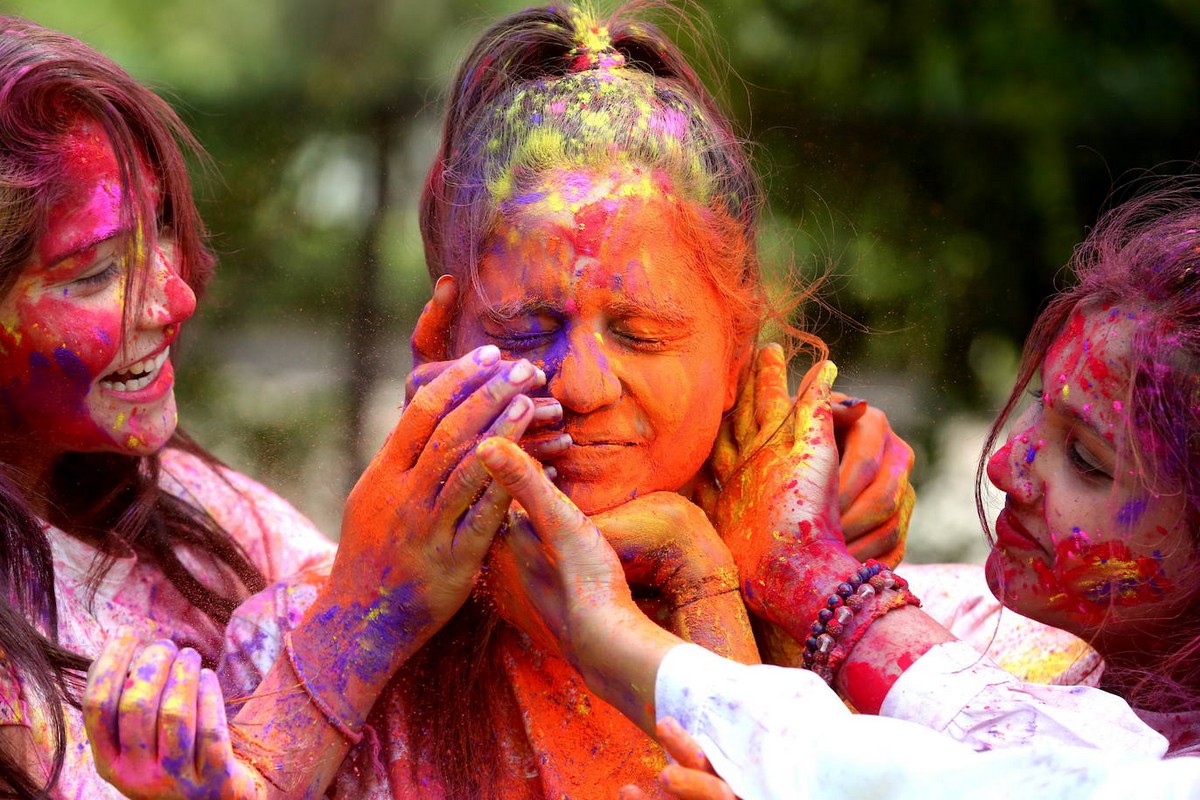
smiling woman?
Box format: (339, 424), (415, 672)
(0, 118), (196, 473)
(0, 16), (343, 799)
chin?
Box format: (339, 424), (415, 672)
(555, 477), (642, 515)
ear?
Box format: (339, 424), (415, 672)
(724, 336), (754, 411)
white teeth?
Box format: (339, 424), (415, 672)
(100, 347), (170, 393)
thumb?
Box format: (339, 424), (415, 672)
(410, 274), (457, 367)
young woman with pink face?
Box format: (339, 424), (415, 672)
(479, 186), (1200, 799)
(0, 16), (553, 799)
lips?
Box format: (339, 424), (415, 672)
(99, 346), (169, 392)
(994, 508), (1048, 555)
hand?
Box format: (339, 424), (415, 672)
(84, 628), (263, 800)
(618, 718), (736, 800)
(592, 493), (757, 663)
(710, 348), (860, 629)
(308, 346), (547, 686)
(406, 274), (569, 460)
(478, 437), (681, 733)
(831, 393), (915, 567)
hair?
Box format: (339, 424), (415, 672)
(977, 180), (1200, 733)
(0, 17), (266, 797)
(419, 1), (776, 353)
(407, 3), (810, 795)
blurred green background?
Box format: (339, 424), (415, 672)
(5, 0), (1198, 558)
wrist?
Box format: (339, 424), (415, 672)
(749, 543), (861, 640)
(292, 581), (438, 697)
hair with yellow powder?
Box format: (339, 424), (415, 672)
(420, 1), (766, 346)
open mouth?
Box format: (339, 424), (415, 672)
(99, 347), (169, 392)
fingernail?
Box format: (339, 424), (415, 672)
(818, 361), (838, 387)
(434, 274), (455, 300)
(532, 399), (563, 421)
(543, 465), (558, 481)
(839, 397), (865, 408)
(542, 433), (572, 453)
(476, 345), (500, 365)
(508, 360), (533, 384)
(506, 395), (531, 421)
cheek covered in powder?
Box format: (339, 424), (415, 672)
(0, 293), (122, 437)
(1031, 533), (1171, 626)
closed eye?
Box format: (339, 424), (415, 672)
(65, 259), (123, 294)
(1067, 436), (1112, 481)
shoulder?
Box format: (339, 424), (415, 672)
(159, 447), (336, 581)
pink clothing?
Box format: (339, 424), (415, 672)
(0, 447), (335, 799)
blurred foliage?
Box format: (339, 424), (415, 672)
(2, 0), (1198, 528)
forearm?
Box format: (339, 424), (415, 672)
(229, 579), (438, 798)
(574, 608), (683, 736)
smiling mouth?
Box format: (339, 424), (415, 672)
(99, 347), (169, 392)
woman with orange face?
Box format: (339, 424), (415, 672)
(321, 3), (914, 797)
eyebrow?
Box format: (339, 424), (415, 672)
(481, 295), (693, 326)
(1050, 397), (1115, 448)
(45, 228), (126, 270)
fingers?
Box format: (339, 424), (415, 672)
(404, 360), (452, 405)
(420, 359), (546, 481)
(752, 343), (791, 434)
(791, 360), (838, 449)
(410, 274), (457, 368)
(195, 668), (236, 786)
(437, 393), (535, 520)
(156, 647), (202, 779)
(845, 483), (914, 567)
(836, 407), (887, 511)
(117, 640), (179, 759)
(383, 346), (504, 472)
(840, 430), (915, 535)
(729, 344), (763, 450)
(478, 436), (591, 544)
(518, 398), (572, 459)
(830, 392), (868, 427)
(84, 626), (142, 769)
(619, 787), (650, 800)
(659, 765), (737, 800)
(656, 717), (711, 771)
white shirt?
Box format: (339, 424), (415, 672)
(656, 643), (1200, 800)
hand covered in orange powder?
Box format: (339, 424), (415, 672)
(406, 275), (569, 460)
(830, 392), (915, 567)
(618, 718), (736, 800)
(84, 628), (264, 800)
(709, 348), (863, 636)
(301, 346), (549, 693)
(478, 437), (682, 734)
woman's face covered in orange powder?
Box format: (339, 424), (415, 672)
(454, 167), (742, 514)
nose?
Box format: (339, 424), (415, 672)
(547, 328), (622, 413)
(987, 431), (1043, 504)
(138, 241), (197, 330)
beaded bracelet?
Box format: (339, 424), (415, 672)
(283, 630), (364, 745)
(801, 559), (921, 684)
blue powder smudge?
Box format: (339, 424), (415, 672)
(1116, 498), (1148, 527)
